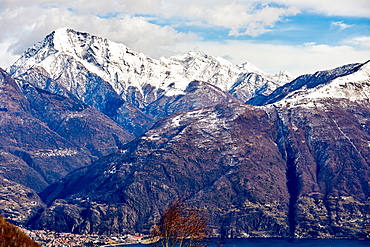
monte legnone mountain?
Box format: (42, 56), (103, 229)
(1, 28), (369, 239)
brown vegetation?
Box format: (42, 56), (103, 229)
(151, 201), (208, 247)
(0, 215), (40, 247)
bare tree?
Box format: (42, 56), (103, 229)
(0, 215), (40, 247)
(151, 201), (208, 247)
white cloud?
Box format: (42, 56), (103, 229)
(204, 4), (300, 37)
(330, 21), (354, 31)
(2, 0), (367, 47)
(346, 36), (370, 48)
(0, 5), (200, 68)
(2, 1), (301, 38)
(3, 0), (369, 18)
(0, 40), (18, 70)
(2, 0), (182, 16)
(271, 0), (370, 18)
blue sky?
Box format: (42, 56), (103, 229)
(158, 13), (370, 45)
(1, 0), (370, 76)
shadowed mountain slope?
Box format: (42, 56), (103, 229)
(0, 68), (134, 223)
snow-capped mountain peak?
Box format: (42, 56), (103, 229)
(7, 28), (298, 129)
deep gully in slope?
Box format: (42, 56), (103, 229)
(285, 143), (301, 237)
(273, 107), (302, 237)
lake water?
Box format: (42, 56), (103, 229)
(129, 239), (370, 247)
(213, 238), (370, 247)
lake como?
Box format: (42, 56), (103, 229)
(129, 238), (370, 247)
(213, 238), (370, 247)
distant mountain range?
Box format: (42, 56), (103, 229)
(1, 28), (369, 239)
(8, 28), (292, 136)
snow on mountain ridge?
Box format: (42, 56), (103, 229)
(274, 61), (370, 107)
(9, 27), (368, 114)
(8, 28), (291, 106)
(237, 61), (266, 75)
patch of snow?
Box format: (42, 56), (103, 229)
(63, 113), (85, 121)
(171, 115), (183, 127)
(104, 166), (117, 175)
(144, 133), (161, 141)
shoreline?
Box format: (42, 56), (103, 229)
(22, 228), (369, 247)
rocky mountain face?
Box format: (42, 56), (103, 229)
(1, 28), (369, 239)
(21, 82), (134, 158)
(34, 103), (290, 237)
(7, 28), (291, 136)
(0, 176), (44, 226)
(30, 61), (370, 239)
(0, 68), (134, 223)
(1, 29), (284, 228)
(276, 98), (370, 238)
